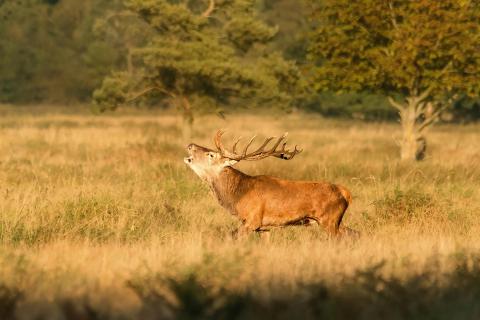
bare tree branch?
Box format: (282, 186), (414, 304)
(418, 103), (450, 133)
(416, 86), (434, 103)
(438, 61), (453, 78)
(388, 2), (399, 29)
(126, 86), (175, 103)
(202, 0), (215, 18)
(388, 96), (406, 111)
(414, 61), (452, 105)
(104, 10), (137, 22)
(415, 102), (427, 118)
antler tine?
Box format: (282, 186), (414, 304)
(215, 129), (243, 160)
(214, 129), (225, 150)
(281, 145), (302, 160)
(246, 134), (286, 160)
(242, 135), (257, 157)
(232, 136), (242, 154)
(214, 130), (259, 160)
(248, 137), (275, 156)
(268, 133), (288, 153)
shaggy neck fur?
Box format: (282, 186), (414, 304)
(208, 166), (249, 215)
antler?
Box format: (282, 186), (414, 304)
(214, 130), (302, 161)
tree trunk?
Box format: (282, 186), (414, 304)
(180, 96), (194, 141)
(399, 100), (421, 161)
(182, 113), (193, 142)
(390, 96), (427, 162)
(389, 89), (450, 161)
(126, 45), (134, 76)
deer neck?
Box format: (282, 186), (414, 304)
(208, 166), (248, 214)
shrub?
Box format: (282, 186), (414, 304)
(372, 187), (438, 224)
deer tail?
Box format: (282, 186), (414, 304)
(337, 185), (352, 205)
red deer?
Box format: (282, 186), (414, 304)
(184, 130), (356, 238)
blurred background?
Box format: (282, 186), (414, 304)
(1, 0), (479, 122)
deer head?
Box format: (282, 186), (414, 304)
(184, 143), (238, 180)
(184, 130), (302, 181)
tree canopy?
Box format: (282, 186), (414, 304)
(0, 0), (122, 103)
(308, 0), (480, 98)
(0, 0), (479, 125)
(307, 0), (480, 160)
(93, 0), (301, 134)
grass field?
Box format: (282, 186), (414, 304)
(1, 105), (479, 319)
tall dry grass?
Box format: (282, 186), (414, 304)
(0, 105), (479, 319)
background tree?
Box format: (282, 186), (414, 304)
(307, 0), (480, 161)
(93, 0), (301, 139)
(0, 0), (121, 103)
(260, 0), (308, 62)
(93, 0), (151, 78)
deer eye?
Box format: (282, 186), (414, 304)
(209, 153), (215, 158)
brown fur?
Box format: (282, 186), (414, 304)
(184, 143), (355, 238)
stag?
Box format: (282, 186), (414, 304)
(184, 130), (356, 238)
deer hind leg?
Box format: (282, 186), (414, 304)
(321, 201), (360, 239)
(316, 198), (349, 238)
(338, 226), (360, 239)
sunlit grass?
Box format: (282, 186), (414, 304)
(0, 105), (479, 318)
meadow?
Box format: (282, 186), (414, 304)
(0, 105), (479, 319)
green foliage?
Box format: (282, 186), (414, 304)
(451, 95), (480, 122)
(261, 0), (309, 61)
(92, 72), (130, 112)
(307, 1), (480, 160)
(307, 0), (480, 101)
(307, 92), (397, 120)
(0, 0), (122, 103)
(92, 0), (151, 75)
(93, 0), (301, 120)
(1, 0), (479, 122)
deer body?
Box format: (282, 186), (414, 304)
(184, 132), (354, 237)
(209, 166), (351, 235)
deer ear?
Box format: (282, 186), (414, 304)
(223, 159), (238, 167)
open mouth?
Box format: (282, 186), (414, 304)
(184, 156), (193, 164)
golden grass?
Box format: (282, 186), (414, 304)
(0, 106), (479, 318)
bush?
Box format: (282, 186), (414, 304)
(372, 187), (438, 224)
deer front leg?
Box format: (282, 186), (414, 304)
(232, 225), (252, 239)
(232, 205), (264, 239)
